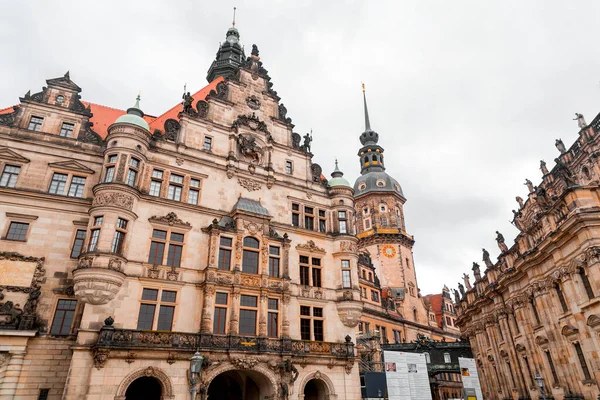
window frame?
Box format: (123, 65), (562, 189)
(299, 305), (325, 341)
(0, 164), (21, 188)
(267, 298), (279, 338)
(103, 154), (118, 183)
(5, 221), (30, 242)
(188, 178), (201, 205)
(341, 260), (351, 288)
(299, 255), (322, 287)
(203, 136), (213, 151)
(213, 292), (229, 334)
(136, 287), (179, 331)
(126, 157), (140, 187)
(70, 229), (87, 258)
(218, 236), (233, 271)
(285, 160), (293, 174)
(28, 115), (44, 132)
(67, 175), (87, 198)
(167, 173), (184, 201)
(48, 172), (69, 195)
(149, 169), (164, 197)
(59, 122), (75, 138)
(88, 216), (103, 252)
(239, 294), (258, 336)
(147, 228), (186, 268)
(268, 245), (280, 277)
(110, 217), (128, 255)
(242, 237), (260, 274)
(49, 298), (78, 336)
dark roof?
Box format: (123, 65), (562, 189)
(232, 197), (270, 216)
(354, 171), (404, 197)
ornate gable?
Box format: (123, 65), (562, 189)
(0, 147), (30, 164)
(48, 160), (95, 174)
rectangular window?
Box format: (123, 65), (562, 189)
(300, 256), (322, 287)
(28, 116), (43, 131)
(149, 170), (163, 197)
(70, 229), (86, 258)
(188, 178), (200, 205)
(137, 288), (177, 331)
(214, 292), (228, 334)
(371, 290), (379, 302)
(67, 176), (86, 198)
(6, 222), (29, 241)
(300, 265), (309, 285)
(341, 260), (351, 288)
(555, 284), (568, 313)
(546, 351), (559, 384)
(292, 203), (300, 227)
(318, 210), (326, 233)
(104, 166), (115, 183)
(218, 237), (233, 270)
(50, 299), (77, 335)
(88, 229), (100, 251)
(285, 160), (293, 174)
(59, 122), (75, 138)
(204, 137), (212, 151)
(574, 342), (591, 380)
(137, 303), (156, 330)
(166, 243), (183, 268)
(311, 268), (322, 288)
(126, 169), (137, 186)
(267, 298), (278, 338)
(304, 206), (314, 230)
(299, 306), (324, 341)
(380, 326), (387, 343)
(300, 318), (311, 340)
(148, 229), (167, 265)
(110, 218), (128, 254)
(239, 295), (258, 335)
(38, 389), (50, 400)
(157, 305), (175, 330)
(168, 174), (183, 201)
(108, 154), (118, 164)
(269, 246), (280, 277)
(0, 165), (20, 188)
(338, 211), (348, 234)
(242, 238), (259, 274)
(48, 172), (68, 194)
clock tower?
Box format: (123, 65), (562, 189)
(353, 86), (427, 323)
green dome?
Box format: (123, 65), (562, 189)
(328, 160), (351, 188)
(114, 95), (149, 131)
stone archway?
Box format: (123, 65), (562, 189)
(297, 371), (337, 400)
(203, 362), (279, 400)
(115, 366), (175, 400)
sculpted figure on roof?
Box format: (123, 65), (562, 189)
(524, 179), (534, 194)
(482, 248), (494, 268)
(516, 196), (524, 208)
(573, 113), (587, 129)
(472, 263), (481, 281)
(540, 160), (549, 175)
(555, 139), (566, 154)
(496, 231), (508, 253)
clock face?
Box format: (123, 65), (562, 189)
(382, 245), (396, 258)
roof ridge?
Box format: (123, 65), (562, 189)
(83, 101), (157, 119)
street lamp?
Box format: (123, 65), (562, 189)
(534, 372), (546, 399)
(189, 351), (204, 399)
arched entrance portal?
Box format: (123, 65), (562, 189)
(207, 370), (273, 400)
(125, 376), (162, 400)
(303, 378), (329, 400)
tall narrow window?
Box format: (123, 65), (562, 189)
(239, 295), (258, 335)
(371, 290), (380, 302)
(300, 256), (310, 285)
(157, 290), (176, 330)
(214, 293), (228, 334)
(50, 299), (77, 335)
(59, 122), (75, 138)
(300, 306), (324, 341)
(67, 176), (86, 198)
(285, 161), (293, 174)
(424, 352), (431, 363)
(444, 353), (451, 363)
(242, 237), (260, 274)
(111, 218), (128, 254)
(555, 283), (568, 313)
(203, 136), (212, 151)
(70, 230), (86, 258)
(6, 222), (29, 241)
(338, 211), (347, 234)
(104, 154), (117, 183)
(313, 307), (324, 341)
(188, 178), (200, 205)
(545, 351), (559, 385)
(311, 258), (322, 287)
(341, 260), (351, 288)
(267, 298), (279, 337)
(318, 210), (326, 233)
(269, 246), (280, 277)
(218, 237), (232, 270)
(148, 229), (167, 265)
(28, 116), (44, 131)
(38, 389), (50, 400)
(304, 207), (314, 230)
(88, 216), (103, 251)
(291, 203), (300, 227)
(168, 174), (184, 201)
(300, 306), (311, 340)
(380, 326), (387, 343)
(0, 165), (20, 188)
(578, 267), (595, 300)
(126, 158), (139, 187)
(574, 342), (591, 380)
(531, 299), (541, 325)
(166, 232), (184, 268)
(48, 173), (68, 194)
(149, 170), (163, 197)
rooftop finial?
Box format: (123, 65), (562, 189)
(232, 7), (237, 27)
(362, 83), (371, 131)
(134, 92), (141, 109)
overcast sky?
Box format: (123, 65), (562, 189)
(2, 1), (599, 295)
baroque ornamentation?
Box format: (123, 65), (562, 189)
(92, 192), (134, 211)
(232, 113), (269, 134)
(339, 241), (357, 253)
(108, 258), (123, 272)
(0, 106), (19, 127)
(238, 177), (261, 191)
(149, 212), (191, 226)
(230, 357), (258, 370)
(236, 134), (264, 164)
(246, 95), (261, 110)
(93, 348), (110, 369)
(296, 240), (325, 253)
(164, 119), (180, 142)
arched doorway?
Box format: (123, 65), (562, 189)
(207, 370), (272, 400)
(125, 376), (162, 400)
(303, 379), (328, 400)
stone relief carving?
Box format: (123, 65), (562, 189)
(93, 348), (110, 369)
(237, 134), (264, 164)
(296, 240), (325, 253)
(92, 192), (134, 211)
(230, 357), (258, 370)
(339, 241), (357, 253)
(108, 258), (123, 272)
(246, 95), (261, 110)
(149, 212), (191, 226)
(238, 177), (262, 191)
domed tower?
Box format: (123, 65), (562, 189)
(353, 86), (426, 324)
(206, 20), (246, 82)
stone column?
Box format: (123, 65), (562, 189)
(281, 294), (290, 338)
(229, 291), (240, 335)
(282, 240), (291, 279)
(200, 285), (216, 333)
(208, 229), (220, 269)
(0, 351), (25, 399)
(258, 292), (268, 336)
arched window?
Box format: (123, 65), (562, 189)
(554, 283), (568, 312)
(363, 156), (369, 164)
(242, 237), (260, 274)
(578, 267), (595, 300)
(371, 154), (377, 162)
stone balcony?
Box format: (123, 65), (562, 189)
(96, 326), (355, 359)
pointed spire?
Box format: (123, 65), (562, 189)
(232, 7), (237, 27)
(64, 71), (70, 80)
(362, 83), (371, 132)
(126, 94), (144, 118)
(332, 158), (343, 177)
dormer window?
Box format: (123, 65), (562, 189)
(358, 182), (366, 191)
(376, 180), (386, 188)
(28, 116), (44, 132)
(59, 122), (75, 138)
(56, 95), (65, 104)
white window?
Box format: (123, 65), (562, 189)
(204, 137), (212, 151)
(444, 352), (451, 363)
(285, 161), (293, 174)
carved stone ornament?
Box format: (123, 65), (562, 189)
(236, 133), (264, 164)
(92, 192), (134, 211)
(339, 241), (357, 253)
(93, 348), (110, 369)
(0, 252), (46, 293)
(196, 100), (209, 118)
(0, 106), (19, 127)
(238, 177), (262, 192)
(208, 81), (228, 101)
(149, 212), (191, 227)
(72, 267), (125, 305)
(163, 119), (180, 142)
(230, 357), (258, 370)
(296, 240), (325, 253)
(278, 103), (292, 124)
(108, 258), (123, 272)
(336, 301), (363, 327)
(232, 113), (269, 134)
(246, 95), (261, 110)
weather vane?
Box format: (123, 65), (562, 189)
(232, 7), (237, 27)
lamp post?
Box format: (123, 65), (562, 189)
(534, 372), (546, 400)
(189, 351), (204, 400)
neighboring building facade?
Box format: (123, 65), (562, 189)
(0, 24), (366, 400)
(456, 113), (600, 399)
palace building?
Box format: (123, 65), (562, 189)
(455, 113), (600, 399)
(0, 21), (460, 400)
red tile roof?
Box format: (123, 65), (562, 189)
(0, 77), (223, 140)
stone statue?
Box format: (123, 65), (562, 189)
(540, 160), (549, 175)
(472, 262), (481, 281)
(534, 185), (549, 209)
(524, 179), (534, 194)
(182, 92), (194, 113)
(515, 196), (524, 208)
(453, 289), (461, 303)
(554, 158), (576, 187)
(496, 231), (508, 253)
(458, 282), (465, 296)
(555, 139), (566, 154)
(237, 134), (263, 163)
(251, 44), (259, 57)
(482, 248), (493, 268)
(302, 132), (312, 153)
(462, 273), (471, 290)
(573, 113), (587, 129)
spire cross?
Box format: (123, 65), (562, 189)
(362, 83), (371, 131)
(232, 7), (237, 27)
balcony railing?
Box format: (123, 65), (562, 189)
(97, 327), (354, 358)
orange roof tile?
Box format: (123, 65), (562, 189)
(0, 106), (15, 114)
(149, 77), (223, 133)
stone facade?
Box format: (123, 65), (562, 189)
(456, 115), (600, 399)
